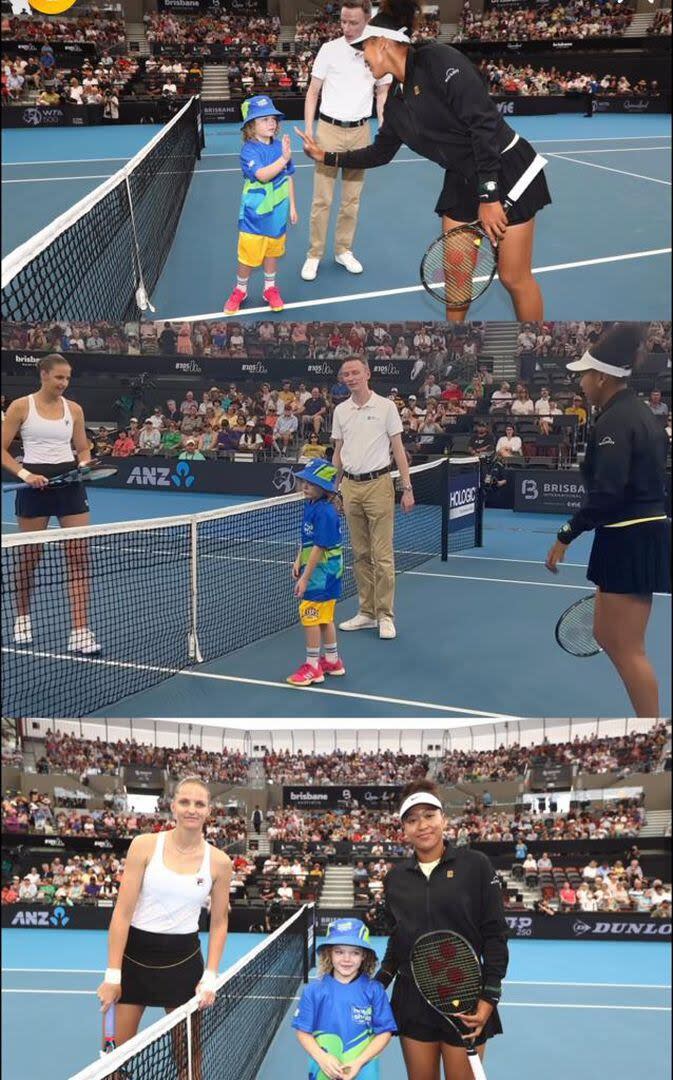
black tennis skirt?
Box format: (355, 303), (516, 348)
(587, 518), (671, 596)
(120, 926), (204, 1008)
(434, 134), (552, 225)
(391, 974), (502, 1046)
(15, 460), (89, 521)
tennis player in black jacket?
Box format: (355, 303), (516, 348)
(546, 323), (671, 718)
(376, 780), (509, 1080)
(296, 0), (551, 321)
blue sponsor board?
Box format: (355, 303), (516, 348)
(448, 467), (479, 533)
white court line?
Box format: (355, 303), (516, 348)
(0, 646), (515, 716)
(168, 247), (672, 321)
(448, 553), (588, 568)
(4, 970), (669, 989)
(546, 147), (670, 155)
(552, 153), (671, 186)
(2, 134), (670, 168)
(409, 570), (670, 598)
(1, 989), (668, 1010)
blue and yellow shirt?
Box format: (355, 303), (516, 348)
(292, 974), (396, 1080)
(300, 498), (343, 602)
(239, 139), (296, 238)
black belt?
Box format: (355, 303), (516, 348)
(319, 112), (368, 128)
(343, 466), (391, 482)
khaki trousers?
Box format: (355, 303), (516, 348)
(342, 474), (395, 620)
(308, 119), (371, 259)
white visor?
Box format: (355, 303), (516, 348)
(350, 25), (411, 48)
(399, 792), (443, 819)
(566, 350), (631, 378)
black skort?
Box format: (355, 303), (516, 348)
(435, 134), (552, 224)
(391, 974), (502, 1046)
(120, 926), (204, 1008)
(15, 460), (89, 521)
(587, 518), (671, 596)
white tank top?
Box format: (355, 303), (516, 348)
(131, 832), (213, 935)
(21, 394), (75, 465)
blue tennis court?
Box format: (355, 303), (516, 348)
(2, 925), (670, 1080)
(2, 485), (670, 719)
(2, 113), (670, 321)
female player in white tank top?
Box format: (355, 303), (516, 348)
(1, 353), (99, 653)
(96, 777), (232, 1053)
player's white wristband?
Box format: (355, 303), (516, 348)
(17, 468), (31, 482)
(198, 970), (217, 994)
(105, 968), (122, 984)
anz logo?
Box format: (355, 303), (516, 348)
(126, 463), (195, 489)
(11, 906), (71, 928)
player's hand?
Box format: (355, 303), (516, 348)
(96, 980), (122, 1012)
(400, 489), (415, 513)
(23, 471), (49, 488)
(290, 205), (299, 226)
(292, 560), (301, 580)
(318, 1053), (348, 1079)
(342, 1063), (363, 1079)
(281, 133), (292, 162)
(294, 127), (325, 164)
(195, 982), (216, 1009)
(545, 540), (568, 574)
(454, 997), (494, 1040)
(294, 575), (308, 599)
(478, 201), (508, 246)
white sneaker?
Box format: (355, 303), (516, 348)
(378, 617), (397, 640)
(301, 257), (320, 281)
(339, 612), (378, 632)
(68, 628), (101, 655)
(335, 251), (363, 274)
(14, 614), (33, 644)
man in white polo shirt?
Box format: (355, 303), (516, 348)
(332, 357), (415, 639)
(301, 0), (391, 282)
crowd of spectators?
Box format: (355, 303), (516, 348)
(34, 730), (251, 785)
(455, 0), (634, 42)
(478, 59), (662, 98)
(2, 11), (126, 46)
(226, 54), (312, 96)
(263, 749), (430, 785)
(144, 11), (280, 57)
(647, 8), (672, 35)
(435, 724), (671, 783)
(513, 853), (671, 917)
(2, 320), (140, 354)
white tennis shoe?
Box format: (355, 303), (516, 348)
(14, 615), (33, 644)
(378, 617), (397, 640)
(68, 628), (101, 654)
(339, 613), (378, 631)
(335, 251), (363, 274)
(301, 257), (320, 281)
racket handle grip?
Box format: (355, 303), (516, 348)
(102, 1004), (116, 1053)
(467, 1046), (488, 1080)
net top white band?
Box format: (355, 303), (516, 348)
(399, 792), (443, 819)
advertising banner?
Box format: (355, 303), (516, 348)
(124, 765), (166, 791)
(529, 762), (574, 792)
(282, 786), (402, 810)
(448, 466), (480, 535)
(513, 469), (586, 514)
(505, 912), (671, 941)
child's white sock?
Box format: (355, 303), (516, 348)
(236, 275), (248, 296)
(306, 646), (321, 670)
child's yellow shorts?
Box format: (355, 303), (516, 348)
(238, 232), (286, 268)
(299, 599), (337, 627)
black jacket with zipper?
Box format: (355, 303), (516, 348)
(377, 842), (509, 1005)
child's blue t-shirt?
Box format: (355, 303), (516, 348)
(238, 139), (296, 238)
(292, 973), (396, 1080)
(300, 498), (343, 602)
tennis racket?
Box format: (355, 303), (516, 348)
(555, 594), (601, 657)
(410, 930), (488, 1080)
(3, 460), (118, 491)
(420, 152), (548, 309)
(101, 1005), (116, 1056)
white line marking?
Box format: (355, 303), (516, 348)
(552, 153), (671, 186)
(499, 1002), (669, 1011)
(1, 646), (515, 716)
(531, 136), (672, 143)
(547, 147), (670, 155)
(448, 553), (588, 568)
(409, 570), (670, 598)
(167, 247), (672, 321)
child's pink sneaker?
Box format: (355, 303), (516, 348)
(263, 285), (285, 312)
(319, 656), (346, 677)
(286, 662), (324, 687)
(224, 287), (247, 315)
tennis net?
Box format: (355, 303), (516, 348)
(68, 904), (315, 1080)
(1, 96), (204, 324)
(1, 457), (482, 716)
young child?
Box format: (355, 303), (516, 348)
(288, 458), (345, 687)
(293, 918), (396, 1080)
(224, 94), (298, 315)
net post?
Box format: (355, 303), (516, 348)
(189, 519), (203, 663)
(475, 460), (485, 548)
(440, 457), (449, 562)
(302, 904), (310, 984)
(186, 1013), (193, 1080)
